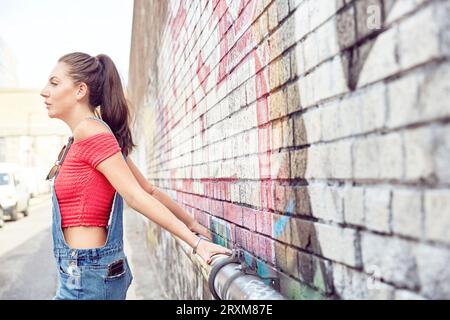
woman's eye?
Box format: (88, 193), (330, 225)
(51, 83), (57, 86)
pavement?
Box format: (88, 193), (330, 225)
(123, 206), (167, 299)
(0, 193), (57, 299)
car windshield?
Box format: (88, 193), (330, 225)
(0, 173), (11, 185)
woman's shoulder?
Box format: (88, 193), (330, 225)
(73, 118), (114, 145)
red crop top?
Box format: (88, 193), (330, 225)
(54, 132), (122, 228)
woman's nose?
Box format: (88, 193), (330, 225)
(40, 89), (48, 97)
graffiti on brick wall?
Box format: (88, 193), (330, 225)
(161, 0), (334, 299)
(162, 0), (405, 298)
(135, 0), (450, 300)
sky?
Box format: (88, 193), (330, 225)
(0, 0), (134, 89)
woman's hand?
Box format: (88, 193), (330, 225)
(188, 221), (213, 241)
(195, 238), (233, 265)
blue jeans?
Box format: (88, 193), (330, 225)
(51, 152), (133, 300)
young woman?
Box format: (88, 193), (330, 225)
(40, 52), (232, 300)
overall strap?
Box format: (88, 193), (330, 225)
(85, 116), (126, 159)
(85, 115), (113, 134)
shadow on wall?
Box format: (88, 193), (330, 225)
(336, 0), (396, 90)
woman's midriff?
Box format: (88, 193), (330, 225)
(62, 226), (108, 249)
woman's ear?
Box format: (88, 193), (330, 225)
(76, 82), (88, 101)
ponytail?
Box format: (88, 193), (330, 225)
(96, 54), (135, 157)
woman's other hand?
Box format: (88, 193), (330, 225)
(188, 221), (213, 241)
(195, 238), (232, 265)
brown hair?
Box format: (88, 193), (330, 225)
(58, 52), (136, 157)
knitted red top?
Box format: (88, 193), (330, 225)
(54, 132), (122, 228)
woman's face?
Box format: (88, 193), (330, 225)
(40, 62), (79, 119)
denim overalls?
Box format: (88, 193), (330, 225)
(51, 116), (133, 300)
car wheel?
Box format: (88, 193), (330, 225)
(10, 204), (20, 221)
(23, 200), (30, 217)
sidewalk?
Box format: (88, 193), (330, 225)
(29, 192), (51, 206)
(123, 207), (167, 300)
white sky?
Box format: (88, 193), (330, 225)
(0, 0), (134, 89)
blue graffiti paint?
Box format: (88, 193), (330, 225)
(243, 251), (254, 267)
(273, 199), (294, 238)
(256, 258), (274, 286)
(226, 223), (232, 240)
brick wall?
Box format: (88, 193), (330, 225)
(128, 0), (450, 299)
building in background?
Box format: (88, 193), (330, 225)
(0, 36), (19, 87)
(0, 88), (69, 195)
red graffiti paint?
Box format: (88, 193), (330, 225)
(182, 178), (194, 194)
(170, 169), (177, 190)
(197, 51), (211, 95)
(168, 1), (188, 99)
(169, 2), (187, 42)
(190, 83), (197, 111)
(172, 65), (178, 99)
(242, 207), (257, 231)
(211, 0), (234, 88)
(224, 202), (243, 224)
(200, 114), (206, 143)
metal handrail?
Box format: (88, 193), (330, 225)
(175, 235), (287, 300)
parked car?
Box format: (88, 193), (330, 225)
(0, 206), (4, 228)
(0, 163), (31, 226)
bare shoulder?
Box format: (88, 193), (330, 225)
(73, 118), (112, 143)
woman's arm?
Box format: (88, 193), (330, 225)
(96, 151), (229, 263)
(126, 156), (212, 240)
(96, 153), (197, 247)
(126, 156), (194, 227)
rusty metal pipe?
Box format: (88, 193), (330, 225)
(207, 250), (287, 300)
